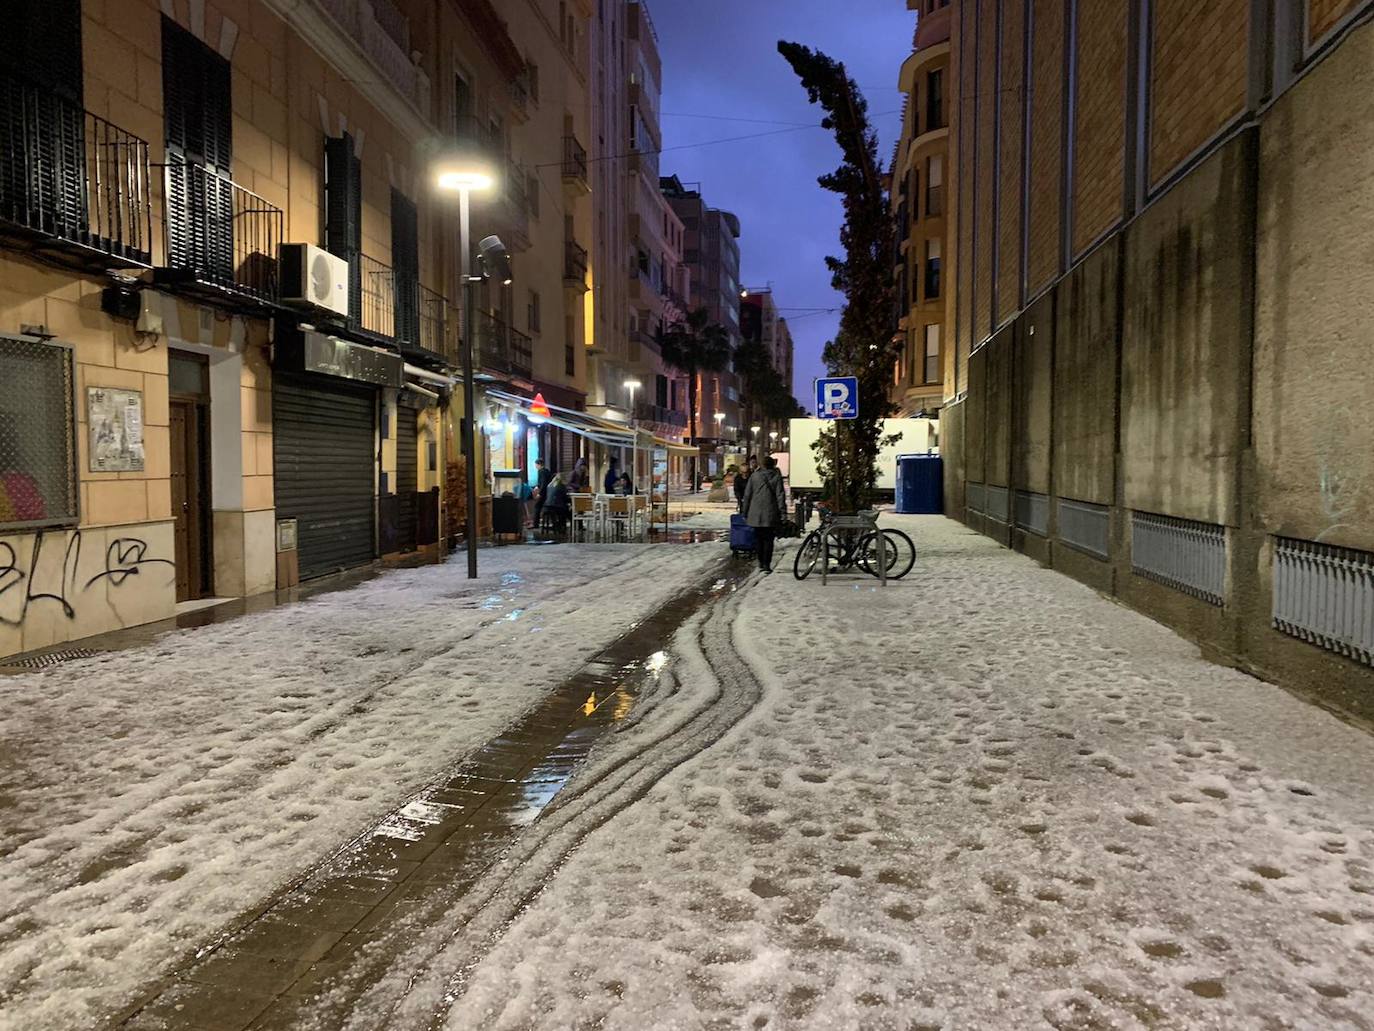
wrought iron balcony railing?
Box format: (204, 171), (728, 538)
(562, 135), (589, 189)
(471, 310), (532, 380)
(416, 281), (448, 357)
(635, 401), (687, 429)
(564, 239), (588, 286)
(160, 161), (283, 302)
(349, 251), (447, 356)
(0, 73), (153, 265)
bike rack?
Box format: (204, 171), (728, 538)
(821, 511), (886, 588)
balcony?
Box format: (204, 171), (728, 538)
(158, 161), (283, 304)
(311, 0), (431, 120)
(634, 401), (687, 430)
(350, 252), (448, 360)
(499, 158), (531, 252)
(564, 239), (589, 291)
(471, 309), (532, 381)
(0, 74), (153, 267)
(455, 115), (503, 157)
(561, 136), (590, 194)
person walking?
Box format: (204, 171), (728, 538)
(732, 460), (750, 513)
(741, 455), (786, 574)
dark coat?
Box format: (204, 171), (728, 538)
(742, 467), (786, 528)
(535, 466), (553, 499)
(604, 468), (620, 494)
(545, 480), (570, 512)
(733, 469), (749, 501)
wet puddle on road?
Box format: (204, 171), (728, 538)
(118, 556), (750, 1030)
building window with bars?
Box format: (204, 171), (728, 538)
(0, 336), (78, 530)
(923, 324), (940, 384)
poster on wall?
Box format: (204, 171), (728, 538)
(87, 387), (145, 472)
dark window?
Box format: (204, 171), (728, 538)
(926, 69), (945, 131)
(528, 290), (541, 334)
(163, 16), (233, 283)
(391, 187), (419, 345)
(565, 314), (576, 375)
(0, 1), (87, 241)
(0, 335), (78, 530)
(923, 325), (941, 384)
(924, 239), (942, 299)
(325, 134), (363, 318)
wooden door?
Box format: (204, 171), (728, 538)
(169, 400), (206, 601)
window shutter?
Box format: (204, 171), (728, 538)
(324, 134), (362, 319)
(163, 17), (233, 283)
(391, 187), (419, 346)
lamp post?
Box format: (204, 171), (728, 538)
(751, 424), (761, 455)
(625, 378), (642, 495)
(769, 430), (779, 454)
(436, 161), (498, 579)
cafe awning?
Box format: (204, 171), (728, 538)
(484, 388), (652, 448)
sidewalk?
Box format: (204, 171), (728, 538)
(0, 540), (726, 1030)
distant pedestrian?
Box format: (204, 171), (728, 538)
(733, 462), (749, 513)
(741, 455), (786, 574)
(544, 472), (571, 535)
(604, 457), (621, 494)
(532, 459), (552, 529)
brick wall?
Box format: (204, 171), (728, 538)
(1309, 0), (1363, 42)
(973, 0), (998, 344)
(995, 0), (1026, 324)
(1026, 0), (1064, 296)
(1149, 0), (1249, 188)
(1071, 1), (1127, 255)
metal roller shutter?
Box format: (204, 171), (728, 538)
(395, 395), (420, 552)
(273, 374), (376, 579)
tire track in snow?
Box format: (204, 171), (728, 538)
(333, 569), (769, 1030)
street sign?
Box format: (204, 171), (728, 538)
(815, 377), (859, 420)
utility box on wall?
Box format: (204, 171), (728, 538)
(276, 518), (299, 590)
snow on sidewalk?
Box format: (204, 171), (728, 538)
(0, 541), (721, 1030)
(439, 516), (1374, 1030)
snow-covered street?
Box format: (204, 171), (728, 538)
(3, 516), (1373, 1030)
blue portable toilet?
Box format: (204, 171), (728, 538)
(895, 454), (944, 514)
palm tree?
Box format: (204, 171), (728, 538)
(660, 307), (732, 490)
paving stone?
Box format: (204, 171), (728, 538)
(124, 980), (273, 1031)
(224, 915), (344, 964)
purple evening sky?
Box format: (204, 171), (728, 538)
(649, 0), (917, 406)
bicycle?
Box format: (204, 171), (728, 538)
(792, 506), (916, 581)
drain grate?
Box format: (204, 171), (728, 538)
(5, 648), (106, 669)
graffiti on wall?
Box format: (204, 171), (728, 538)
(0, 529), (174, 627)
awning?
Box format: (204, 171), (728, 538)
(485, 388), (652, 448)
(656, 439), (699, 457)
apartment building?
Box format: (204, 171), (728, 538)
(0, 0), (589, 660)
(888, 0), (950, 418)
(944, 0), (1374, 717)
(738, 286), (796, 445)
(660, 176), (743, 444)
(623, 2), (692, 445)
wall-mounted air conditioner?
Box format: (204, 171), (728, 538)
(279, 243), (350, 318)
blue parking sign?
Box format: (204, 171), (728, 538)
(815, 377), (859, 420)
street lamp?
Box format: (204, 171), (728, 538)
(436, 154), (501, 579)
(750, 424), (761, 452)
(769, 430), (779, 451)
(713, 411), (725, 439)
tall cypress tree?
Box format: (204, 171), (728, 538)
(779, 41), (900, 511)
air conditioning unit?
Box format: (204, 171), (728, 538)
(279, 243), (350, 318)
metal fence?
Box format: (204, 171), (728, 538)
(562, 135), (588, 183)
(162, 161), (282, 301)
(472, 311), (532, 380)
(564, 239), (588, 284)
(356, 251), (396, 340)
(0, 73), (152, 264)
(1057, 498), (1110, 560)
(1131, 510), (1227, 606)
(1014, 490), (1049, 536)
(1273, 537), (1374, 668)
(0, 336), (78, 531)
